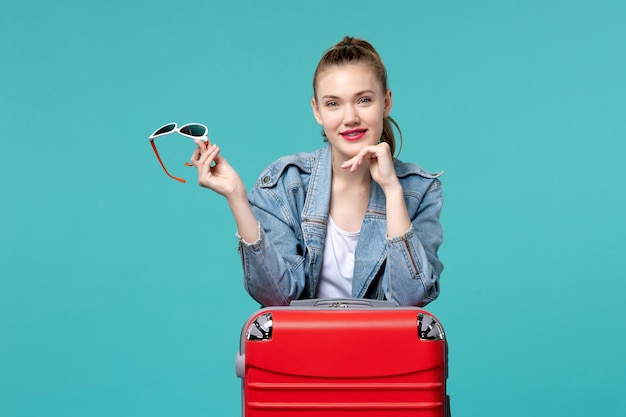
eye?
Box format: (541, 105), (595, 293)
(325, 101), (338, 108)
(359, 97), (372, 104)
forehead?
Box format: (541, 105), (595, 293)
(315, 63), (383, 96)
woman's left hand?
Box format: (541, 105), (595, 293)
(340, 142), (400, 190)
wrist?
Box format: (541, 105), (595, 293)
(225, 180), (248, 204)
(382, 180), (403, 196)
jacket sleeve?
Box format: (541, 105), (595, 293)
(383, 178), (444, 306)
(237, 184), (307, 306)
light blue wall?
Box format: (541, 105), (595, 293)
(1, 1), (624, 416)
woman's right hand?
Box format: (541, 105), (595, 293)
(191, 139), (260, 243)
(189, 139), (245, 200)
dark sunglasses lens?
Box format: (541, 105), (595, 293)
(180, 124), (207, 137)
(153, 123), (177, 136)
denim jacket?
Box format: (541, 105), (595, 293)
(238, 145), (444, 307)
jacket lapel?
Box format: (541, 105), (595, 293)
(301, 146), (332, 297)
(352, 181), (387, 298)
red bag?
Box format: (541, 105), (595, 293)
(236, 299), (451, 416)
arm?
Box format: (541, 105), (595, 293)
(340, 142), (411, 237)
(190, 140), (259, 242)
(191, 140), (305, 305)
(341, 143), (444, 306)
(383, 179), (444, 306)
(239, 184), (309, 306)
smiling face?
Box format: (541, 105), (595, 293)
(312, 63), (392, 162)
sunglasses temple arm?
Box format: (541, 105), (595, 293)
(150, 141), (186, 184)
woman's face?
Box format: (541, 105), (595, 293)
(312, 63), (392, 161)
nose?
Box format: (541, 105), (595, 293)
(343, 105), (360, 125)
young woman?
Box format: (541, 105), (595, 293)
(190, 36), (444, 307)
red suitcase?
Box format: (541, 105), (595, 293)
(235, 299), (450, 417)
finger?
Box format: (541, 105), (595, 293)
(198, 144), (219, 171)
(193, 138), (212, 155)
(342, 153), (365, 172)
(195, 138), (211, 147)
(353, 150), (369, 171)
(187, 147), (201, 166)
(341, 157), (357, 171)
(187, 140), (207, 167)
(212, 147), (228, 165)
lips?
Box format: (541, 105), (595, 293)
(340, 129), (367, 141)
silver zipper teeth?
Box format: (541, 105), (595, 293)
(303, 218), (326, 225)
(402, 235), (420, 276)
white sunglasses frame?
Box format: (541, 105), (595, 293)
(148, 122), (209, 183)
(149, 122), (209, 142)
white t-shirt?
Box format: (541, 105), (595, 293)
(315, 215), (360, 298)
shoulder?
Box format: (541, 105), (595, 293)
(394, 159), (444, 190)
(394, 160), (444, 216)
(255, 146), (327, 189)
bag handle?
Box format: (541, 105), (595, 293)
(289, 298), (398, 308)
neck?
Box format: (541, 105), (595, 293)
(330, 160), (372, 209)
(329, 156), (371, 233)
(331, 154), (372, 185)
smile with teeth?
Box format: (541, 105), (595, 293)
(340, 129), (367, 141)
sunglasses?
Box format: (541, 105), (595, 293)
(149, 122), (208, 183)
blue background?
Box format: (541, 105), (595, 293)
(2, 1), (625, 415)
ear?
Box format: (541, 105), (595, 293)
(383, 89), (393, 118)
(311, 97), (323, 125)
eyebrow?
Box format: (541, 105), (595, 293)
(321, 90), (376, 100)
